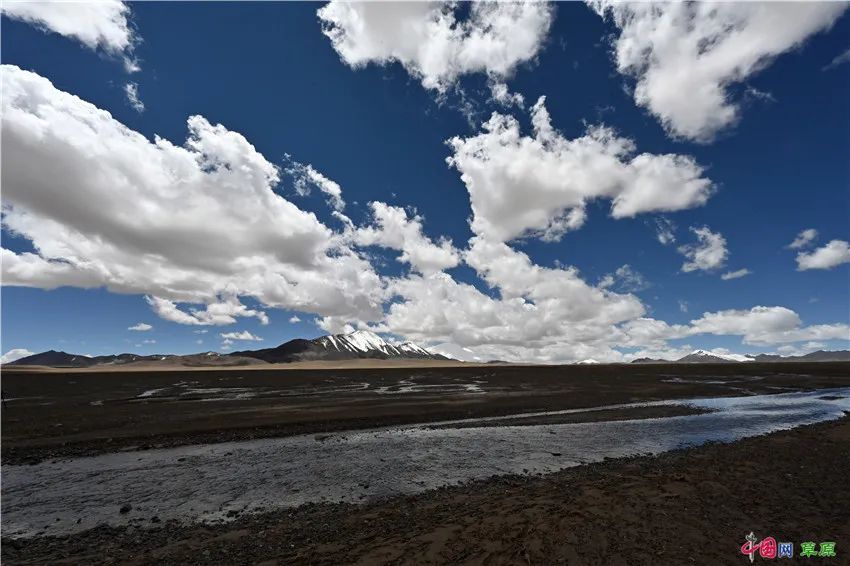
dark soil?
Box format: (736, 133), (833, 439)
(3, 362), (849, 464)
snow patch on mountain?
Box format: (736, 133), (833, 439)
(684, 349), (755, 362)
(314, 329), (443, 359)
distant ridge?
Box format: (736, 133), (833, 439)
(749, 350), (850, 363)
(7, 350), (264, 368)
(630, 349), (850, 364)
(9, 330), (449, 367)
(8, 344), (848, 368)
(7, 350), (99, 368)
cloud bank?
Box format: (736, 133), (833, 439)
(1, 65), (385, 328)
(2, 64), (846, 364)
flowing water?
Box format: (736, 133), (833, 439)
(4, 388), (849, 538)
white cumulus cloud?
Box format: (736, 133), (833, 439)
(721, 268), (752, 281)
(145, 296), (269, 326)
(796, 240), (850, 271)
(1, 348), (35, 364)
(378, 237), (647, 363)
(317, 1), (553, 93)
(689, 306), (849, 345)
(355, 202), (460, 275)
(1, 0), (140, 71)
(488, 80), (525, 108)
(446, 97), (713, 242)
(590, 1), (847, 141)
(219, 330), (263, 341)
(1, 65), (385, 328)
(619, 306), (849, 349)
(679, 226), (728, 273)
(128, 322), (152, 331)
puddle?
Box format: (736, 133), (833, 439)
(137, 388), (168, 398)
(661, 375), (765, 385)
(374, 378), (486, 395)
(130, 378), (486, 403)
(3, 388), (849, 539)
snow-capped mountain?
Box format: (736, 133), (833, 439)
(230, 329), (449, 363)
(633, 349), (758, 364)
(313, 330), (437, 358)
(7, 331), (448, 367)
(633, 349), (850, 364)
(396, 341), (434, 357)
(677, 350), (755, 363)
(707, 351), (755, 362)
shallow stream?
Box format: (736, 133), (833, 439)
(4, 387), (848, 538)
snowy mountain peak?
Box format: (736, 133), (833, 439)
(346, 329), (387, 348)
(680, 350), (755, 362)
(397, 341), (432, 356)
(312, 329), (440, 359)
(689, 350), (720, 358)
(228, 329), (449, 363)
(323, 329), (389, 353)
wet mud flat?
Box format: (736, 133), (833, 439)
(3, 390), (849, 537)
(4, 406), (850, 565)
(4, 361), (850, 463)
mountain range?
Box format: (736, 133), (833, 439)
(5, 350), (266, 368)
(7, 329), (448, 368)
(631, 349), (850, 364)
(6, 336), (850, 368)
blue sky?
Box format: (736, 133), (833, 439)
(1, 1), (849, 363)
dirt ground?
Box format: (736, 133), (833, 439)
(4, 410), (849, 565)
(4, 362), (850, 464)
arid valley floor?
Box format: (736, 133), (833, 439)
(3, 362), (850, 564)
